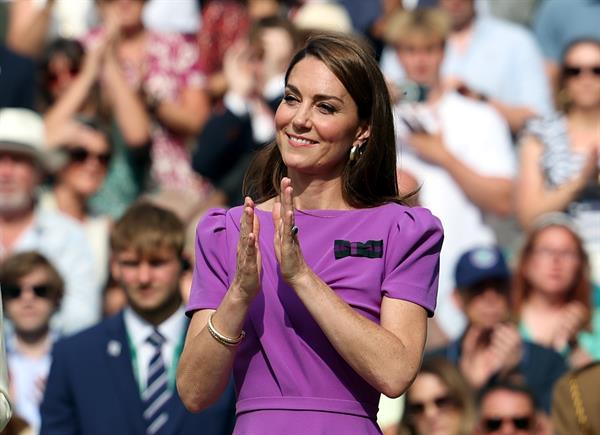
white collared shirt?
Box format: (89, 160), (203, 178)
(123, 306), (186, 391)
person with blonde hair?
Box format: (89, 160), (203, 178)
(386, 8), (515, 340)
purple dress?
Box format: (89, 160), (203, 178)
(187, 203), (443, 435)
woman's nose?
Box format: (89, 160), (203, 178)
(291, 104), (312, 130)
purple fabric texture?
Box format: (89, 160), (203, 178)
(187, 203), (443, 434)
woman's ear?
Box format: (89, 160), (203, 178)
(355, 123), (371, 145)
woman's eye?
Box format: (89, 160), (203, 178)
(283, 94), (298, 104)
(318, 104), (336, 114)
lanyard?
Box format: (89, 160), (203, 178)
(127, 329), (186, 392)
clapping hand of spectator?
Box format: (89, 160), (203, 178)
(552, 300), (588, 352)
(223, 40), (260, 100)
(489, 322), (523, 376)
(34, 375), (47, 405)
(260, 28), (292, 86)
(408, 132), (450, 166)
(573, 147), (600, 190)
(460, 323), (523, 388)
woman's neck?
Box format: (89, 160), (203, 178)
(526, 290), (567, 311)
(568, 106), (600, 131)
(54, 184), (86, 222)
(287, 173), (350, 211)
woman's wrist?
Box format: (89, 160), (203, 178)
(286, 266), (318, 293)
(228, 281), (258, 306)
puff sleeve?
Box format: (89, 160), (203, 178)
(381, 207), (444, 317)
(186, 208), (231, 316)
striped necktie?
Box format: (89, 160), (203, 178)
(142, 329), (172, 435)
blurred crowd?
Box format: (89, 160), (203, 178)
(0, 0), (599, 434)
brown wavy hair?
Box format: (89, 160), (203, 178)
(398, 357), (477, 435)
(511, 220), (591, 327)
(243, 32), (407, 208)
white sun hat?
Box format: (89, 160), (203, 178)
(0, 108), (47, 167)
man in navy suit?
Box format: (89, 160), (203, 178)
(40, 202), (236, 435)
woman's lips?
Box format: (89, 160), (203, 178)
(286, 133), (318, 147)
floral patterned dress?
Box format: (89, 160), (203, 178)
(84, 28), (211, 196)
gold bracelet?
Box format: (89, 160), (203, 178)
(206, 313), (245, 347)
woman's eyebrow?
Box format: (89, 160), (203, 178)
(285, 83), (344, 103)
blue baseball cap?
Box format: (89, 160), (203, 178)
(455, 246), (510, 289)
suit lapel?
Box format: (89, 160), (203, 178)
(104, 312), (146, 434)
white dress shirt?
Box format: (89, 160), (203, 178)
(123, 306), (187, 391)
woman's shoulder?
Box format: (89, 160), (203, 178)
(197, 206), (243, 232)
(380, 203), (442, 229)
(522, 112), (567, 141)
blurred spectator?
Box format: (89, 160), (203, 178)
(397, 357), (477, 435)
(85, 0), (212, 206)
(6, 0), (96, 59)
(192, 15), (300, 206)
(440, 0), (552, 133)
(511, 213), (598, 365)
(429, 246), (567, 413)
(387, 8), (515, 338)
(0, 108), (101, 335)
(40, 202), (236, 435)
(197, 0), (284, 101)
(39, 119), (112, 287)
(516, 39), (600, 290)
(0, 294), (11, 432)
(481, 0), (538, 27)
(0, 252), (63, 434)
(39, 36), (150, 218)
(337, 0), (381, 35)
(381, 0), (552, 134)
(142, 0), (200, 35)
(291, 0), (353, 34)
(475, 382), (539, 435)
(0, 44), (35, 110)
(552, 361), (600, 435)
(533, 0), (600, 88)
(196, 0), (250, 101)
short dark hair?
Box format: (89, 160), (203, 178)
(110, 201), (185, 258)
(479, 379), (537, 411)
(0, 251), (64, 304)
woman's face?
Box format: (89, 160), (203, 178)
(406, 373), (462, 435)
(275, 56), (369, 179)
(60, 127), (110, 198)
(524, 226), (582, 298)
(564, 42), (600, 110)
(47, 54), (79, 100)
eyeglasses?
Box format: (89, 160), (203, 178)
(483, 416), (532, 432)
(2, 283), (54, 300)
(66, 147), (111, 166)
(406, 395), (458, 415)
(531, 247), (579, 262)
(563, 65), (600, 77)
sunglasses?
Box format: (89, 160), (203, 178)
(406, 395), (457, 415)
(47, 66), (81, 84)
(483, 416), (532, 432)
(563, 65), (600, 77)
(3, 283), (54, 300)
(66, 147), (111, 166)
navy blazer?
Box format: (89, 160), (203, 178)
(40, 311), (236, 435)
